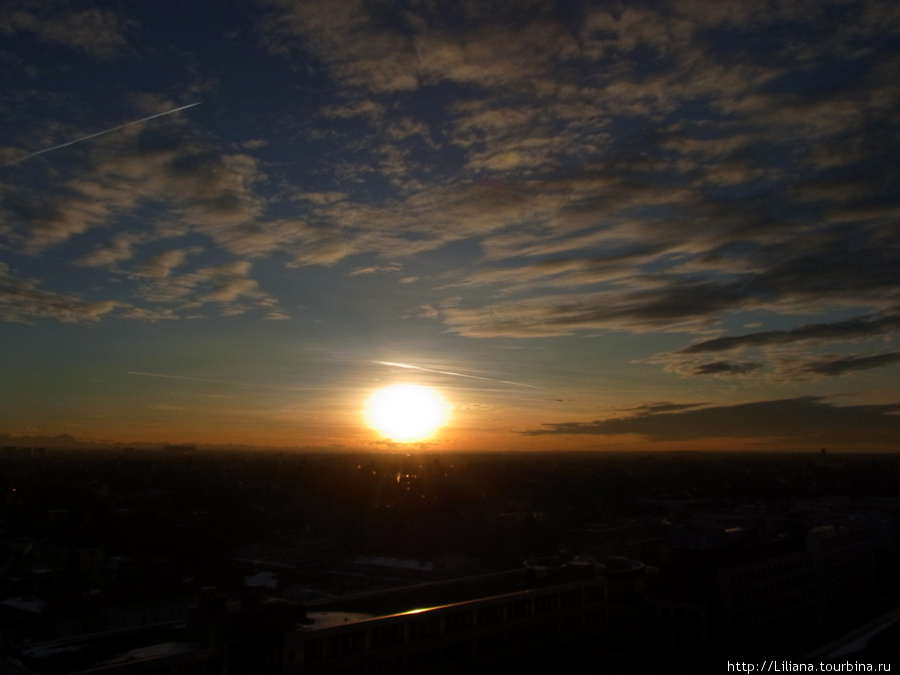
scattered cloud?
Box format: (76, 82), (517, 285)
(618, 402), (707, 416)
(688, 361), (764, 377)
(0, 1), (136, 59)
(2, 1), (899, 449)
(136, 259), (286, 318)
(75, 232), (143, 268)
(652, 311), (900, 380)
(0, 263), (120, 323)
(133, 249), (195, 279)
(348, 263), (402, 277)
(524, 396), (900, 445)
(800, 352), (900, 377)
(0, 251), (285, 325)
(678, 313), (900, 354)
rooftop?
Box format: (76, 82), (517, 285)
(302, 562), (605, 627)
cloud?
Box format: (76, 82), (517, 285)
(287, 226), (352, 266)
(618, 402), (707, 415)
(133, 249), (195, 279)
(1, 108), (290, 259)
(252, 0), (900, 335)
(2, 183), (123, 254)
(320, 98), (385, 122)
(117, 306), (178, 322)
(4, 0), (899, 369)
(653, 309), (900, 380)
(260, 0), (580, 95)
(259, 0), (419, 92)
(436, 210), (900, 338)
(523, 396), (900, 446)
(0, 263), (119, 323)
(685, 361), (763, 376)
(440, 276), (762, 338)
(348, 263), (402, 277)
(410, 304), (438, 319)
(75, 232), (143, 268)
(0, 2), (136, 58)
(800, 352), (900, 377)
(678, 313), (900, 354)
(135, 259), (286, 318)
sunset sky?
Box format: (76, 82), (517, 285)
(2, 0), (899, 452)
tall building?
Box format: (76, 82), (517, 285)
(653, 522), (881, 663)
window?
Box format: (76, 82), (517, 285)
(505, 626), (532, 645)
(477, 634), (504, 654)
(536, 619), (559, 637)
(408, 647), (440, 670)
(561, 614), (583, 632)
(328, 631), (364, 657)
(585, 609), (606, 626)
(304, 638), (323, 663)
(560, 588), (583, 608)
(476, 604), (504, 626)
(409, 616), (440, 641)
(507, 598), (531, 619)
(444, 610), (473, 633)
(443, 640), (472, 662)
(370, 623), (404, 649)
(534, 594), (558, 614)
(584, 583), (604, 604)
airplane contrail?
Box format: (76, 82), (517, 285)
(127, 370), (235, 386)
(374, 361), (538, 388)
(1, 102), (200, 167)
(126, 370), (333, 392)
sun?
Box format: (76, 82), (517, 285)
(364, 384), (452, 442)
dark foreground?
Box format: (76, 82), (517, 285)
(0, 447), (898, 671)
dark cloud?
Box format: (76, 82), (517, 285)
(689, 361), (762, 376)
(801, 352), (900, 376)
(679, 313), (900, 354)
(619, 402), (707, 415)
(0, 2), (136, 59)
(0, 253), (284, 324)
(440, 277), (757, 338)
(0, 263), (119, 323)
(741, 231), (900, 305)
(523, 396), (900, 445)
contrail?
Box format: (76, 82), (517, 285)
(127, 370), (236, 386)
(127, 370), (333, 392)
(1, 102), (200, 167)
(374, 360), (538, 388)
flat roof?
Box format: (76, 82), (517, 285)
(7, 623), (204, 675)
(302, 565), (604, 627)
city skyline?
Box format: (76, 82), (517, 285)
(2, 0), (899, 452)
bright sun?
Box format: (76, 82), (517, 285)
(364, 384), (452, 442)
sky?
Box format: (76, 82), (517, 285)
(1, 0), (899, 452)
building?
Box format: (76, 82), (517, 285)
(1, 559), (647, 674)
(653, 520), (881, 663)
(283, 563), (613, 673)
